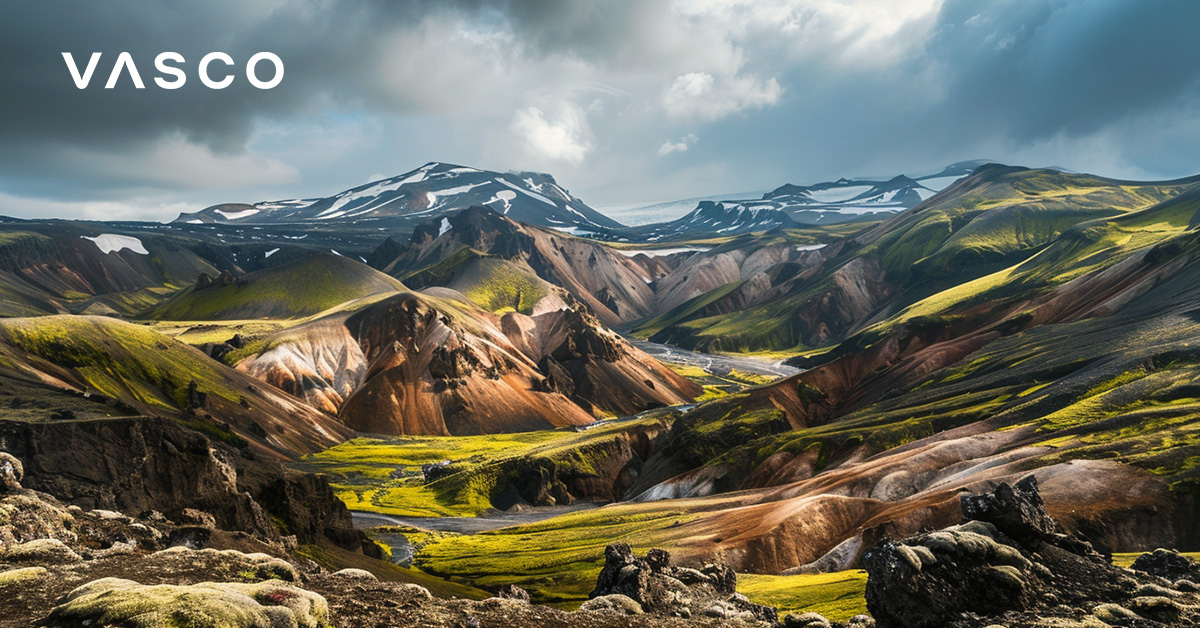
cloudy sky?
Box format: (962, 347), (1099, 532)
(2, 0), (1199, 222)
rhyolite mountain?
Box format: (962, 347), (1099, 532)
(233, 289), (699, 434)
(174, 161), (623, 234)
(384, 165), (1200, 603)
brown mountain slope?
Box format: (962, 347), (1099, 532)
(500, 307), (701, 416)
(0, 222), (232, 316)
(237, 289), (699, 435)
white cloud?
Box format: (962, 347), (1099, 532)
(510, 104), (595, 164)
(0, 190), (204, 222)
(658, 133), (699, 156)
(662, 71), (782, 120)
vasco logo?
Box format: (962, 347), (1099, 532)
(62, 52), (284, 90)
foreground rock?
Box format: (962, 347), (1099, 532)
(588, 543), (776, 622)
(43, 578), (329, 628)
(864, 476), (1200, 628)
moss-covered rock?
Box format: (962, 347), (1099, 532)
(151, 547), (300, 582)
(0, 538), (81, 564)
(330, 568), (377, 580)
(43, 577), (330, 628)
(0, 491), (76, 547)
(0, 566), (47, 586)
(579, 594), (643, 615)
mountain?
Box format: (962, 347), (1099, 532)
(395, 167), (1200, 600)
(174, 162), (623, 233)
(624, 161), (985, 241)
(638, 164), (1200, 352)
(234, 289), (698, 434)
(145, 253), (405, 321)
(0, 315), (353, 456)
(375, 206), (662, 326)
(0, 221), (239, 317)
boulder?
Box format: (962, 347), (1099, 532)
(0, 452), (23, 493)
(496, 584), (531, 602)
(43, 578), (329, 628)
(0, 538), (81, 564)
(589, 543), (774, 621)
(959, 475), (1057, 545)
(863, 476), (1200, 628)
(332, 568), (378, 580)
(783, 611), (832, 627)
(0, 566), (47, 586)
(396, 583), (433, 601)
(579, 594), (643, 615)
(1131, 548), (1200, 582)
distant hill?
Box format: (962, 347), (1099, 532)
(146, 254), (404, 321)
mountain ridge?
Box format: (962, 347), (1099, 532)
(174, 161), (623, 234)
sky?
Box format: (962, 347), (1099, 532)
(2, 0), (1199, 222)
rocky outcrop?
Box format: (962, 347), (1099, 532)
(863, 476), (1200, 628)
(589, 543), (774, 622)
(502, 307), (701, 416)
(1131, 548), (1200, 582)
(0, 420), (358, 548)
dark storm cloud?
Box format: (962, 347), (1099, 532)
(0, 0), (1198, 219)
(928, 0), (1200, 141)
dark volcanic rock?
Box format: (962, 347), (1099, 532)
(590, 543), (775, 621)
(534, 355), (575, 396)
(0, 417), (358, 548)
(864, 476), (1200, 628)
(959, 475), (1057, 545)
(1130, 548), (1200, 582)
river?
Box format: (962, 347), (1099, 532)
(624, 337), (801, 379)
(352, 504), (601, 566)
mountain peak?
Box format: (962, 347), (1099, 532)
(174, 163), (623, 233)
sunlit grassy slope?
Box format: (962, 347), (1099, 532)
(644, 167), (1200, 353)
(148, 254), (404, 320)
(299, 413), (678, 517)
(448, 257), (550, 315)
(0, 315), (245, 412)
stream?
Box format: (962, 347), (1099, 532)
(625, 337), (801, 379)
(353, 339), (796, 566)
(352, 503), (602, 566)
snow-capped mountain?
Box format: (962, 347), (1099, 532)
(628, 162), (982, 240)
(174, 162), (623, 233)
(635, 201), (800, 241)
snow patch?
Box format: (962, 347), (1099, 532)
(617, 246), (710, 257)
(265, 248), (279, 258)
(805, 185), (871, 203)
(215, 208), (259, 221)
(438, 218), (452, 236)
(82, 234), (149, 255)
